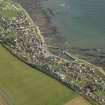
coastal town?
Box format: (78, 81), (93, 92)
(0, 1), (105, 105)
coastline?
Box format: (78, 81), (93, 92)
(14, 0), (67, 48)
(13, 0), (105, 70)
(0, 1), (105, 105)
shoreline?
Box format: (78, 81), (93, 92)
(13, 0), (105, 70)
(14, 0), (66, 48)
(0, 1), (105, 105)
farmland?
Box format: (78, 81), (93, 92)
(0, 44), (77, 105)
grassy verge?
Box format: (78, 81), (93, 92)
(0, 44), (77, 105)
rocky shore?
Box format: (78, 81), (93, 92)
(14, 0), (66, 48)
(71, 47), (105, 70)
(13, 0), (105, 70)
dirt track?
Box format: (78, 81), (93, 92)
(0, 95), (8, 105)
(65, 96), (91, 105)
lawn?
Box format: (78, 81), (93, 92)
(0, 44), (77, 105)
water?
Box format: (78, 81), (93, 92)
(42, 0), (105, 49)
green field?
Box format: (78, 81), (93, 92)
(0, 0), (20, 18)
(0, 44), (77, 105)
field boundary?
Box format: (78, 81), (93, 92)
(0, 88), (14, 105)
(65, 96), (91, 105)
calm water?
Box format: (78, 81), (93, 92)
(42, 0), (105, 49)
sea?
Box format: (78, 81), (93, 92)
(42, 0), (105, 50)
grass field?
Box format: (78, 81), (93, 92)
(0, 44), (77, 105)
(65, 96), (91, 105)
